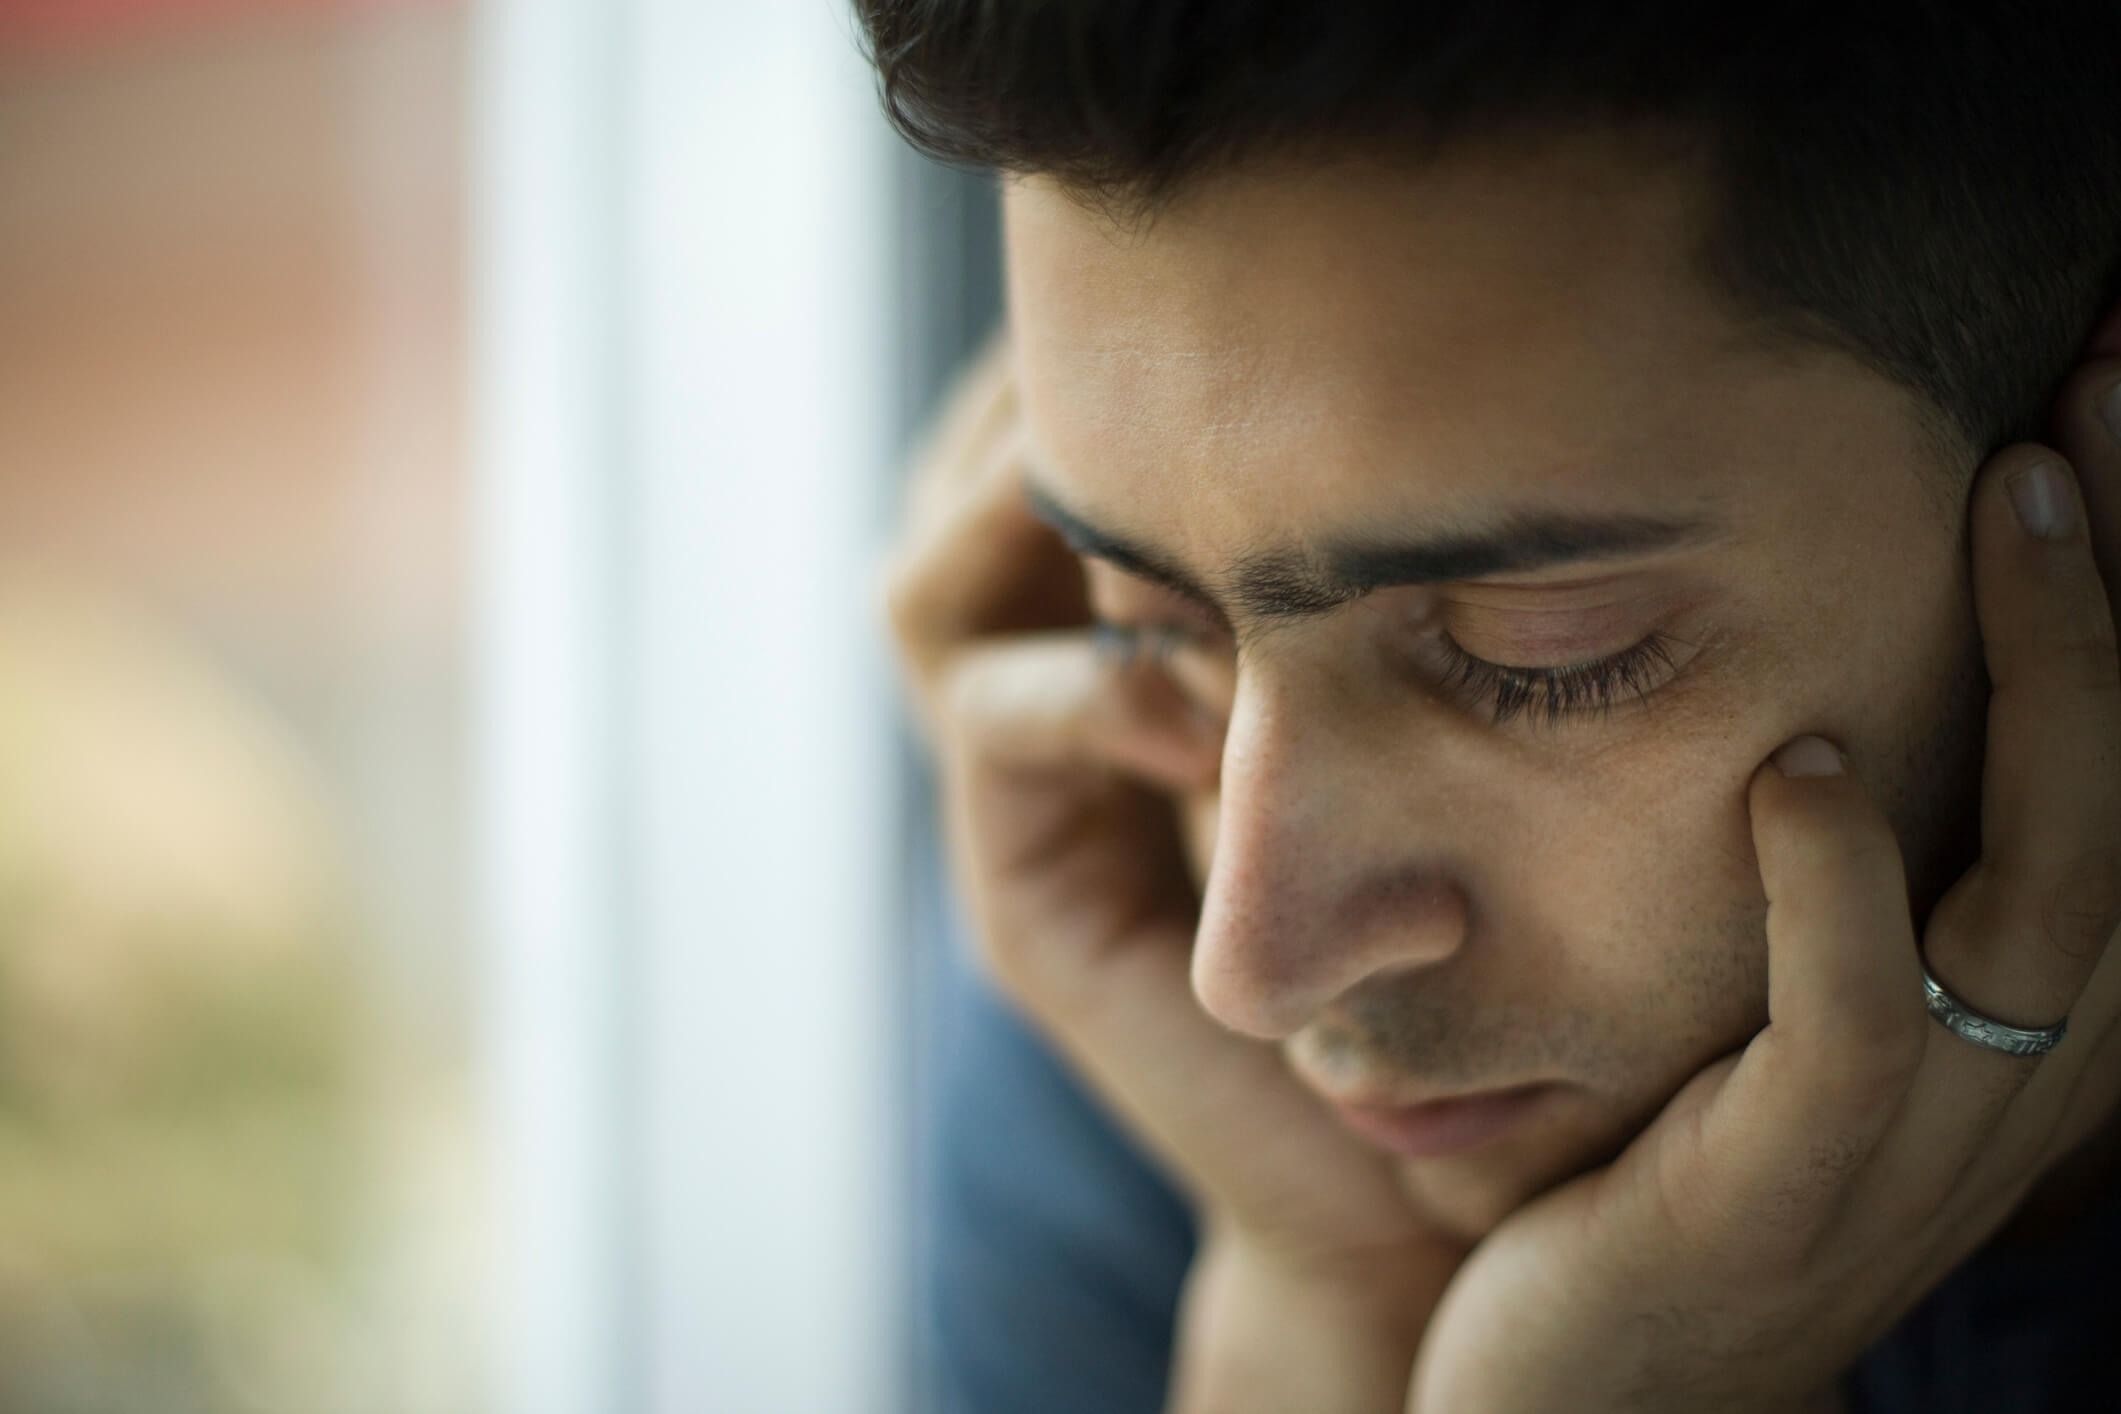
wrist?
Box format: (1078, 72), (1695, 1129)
(1165, 1223), (1436, 1414)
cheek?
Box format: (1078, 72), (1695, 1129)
(1547, 775), (1763, 973)
(1501, 717), (1780, 1064)
(1543, 538), (1979, 1088)
(1510, 582), (1967, 1074)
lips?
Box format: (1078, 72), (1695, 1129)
(1327, 1083), (1556, 1160)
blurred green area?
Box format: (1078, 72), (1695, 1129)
(0, 586), (405, 1414)
(0, 949), (359, 1414)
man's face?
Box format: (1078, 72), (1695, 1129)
(1001, 128), (1989, 1244)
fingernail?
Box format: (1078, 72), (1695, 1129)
(1774, 736), (1844, 777)
(2008, 460), (2078, 539)
(2100, 380), (2121, 448)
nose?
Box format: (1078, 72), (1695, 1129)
(1190, 679), (1471, 1040)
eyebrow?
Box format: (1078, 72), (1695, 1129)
(1024, 477), (1721, 622)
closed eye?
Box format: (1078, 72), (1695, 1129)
(1435, 630), (1681, 728)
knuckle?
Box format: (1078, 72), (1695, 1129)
(1722, 1125), (1886, 1279)
(1776, 1007), (1922, 1123)
(881, 550), (935, 643)
(1695, 1147), (1850, 1277)
(936, 642), (1103, 768)
(1781, 1130), (1871, 1219)
(2040, 850), (2121, 961)
(1835, 1027), (1927, 1109)
(2042, 618), (2121, 697)
(882, 537), (981, 660)
(1840, 826), (1908, 881)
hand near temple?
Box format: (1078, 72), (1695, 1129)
(887, 337), (1463, 1412)
(1407, 340), (2121, 1413)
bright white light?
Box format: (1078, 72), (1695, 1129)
(473, 0), (899, 1410)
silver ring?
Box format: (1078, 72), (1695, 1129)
(1920, 963), (2068, 1057)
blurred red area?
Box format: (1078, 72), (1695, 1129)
(0, 0), (440, 55)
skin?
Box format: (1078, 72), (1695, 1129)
(1004, 128), (1989, 1242)
(887, 122), (2121, 1410)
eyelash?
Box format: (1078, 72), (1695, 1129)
(1435, 630), (1678, 728)
(1093, 617), (1680, 730)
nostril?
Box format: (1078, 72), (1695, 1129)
(1191, 861), (1472, 1041)
(1324, 866), (1470, 967)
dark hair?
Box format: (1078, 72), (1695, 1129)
(855, 0), (2121, 463)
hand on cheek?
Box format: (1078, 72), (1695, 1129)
(1403, 366), (2121, 1414)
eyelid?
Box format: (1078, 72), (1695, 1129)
(1435, 573), (1707, 660)
(1442, 599), (1661, 656)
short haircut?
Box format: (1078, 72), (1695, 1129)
(854, 1), (2121, 465)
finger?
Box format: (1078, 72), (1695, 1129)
(935, 631), (1212, 1009)
(2044, 354), (2121, 610)
(1688, 741), (1925, 1241)
(941, 629), (1223, 796)
(883, 428), (1088, 727)
(1854, 446), (2121, 1235)
(883, 329), (1086, 726)
(1926, 446), (2121, 1035)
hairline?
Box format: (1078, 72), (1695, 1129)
(1004, 120), (1983, 517)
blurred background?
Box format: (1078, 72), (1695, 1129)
(0, 0), (994, 1408)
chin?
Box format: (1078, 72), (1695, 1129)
(1393, 1156), (1547, 1245)
(1390, 1100), (1632, 1245)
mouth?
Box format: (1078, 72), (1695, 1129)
(1325, 1083), (1558, 1161)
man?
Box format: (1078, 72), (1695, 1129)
(872, 4), (2121, 1409)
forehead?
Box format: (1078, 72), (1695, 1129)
(1001, 129), (1829, 541)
